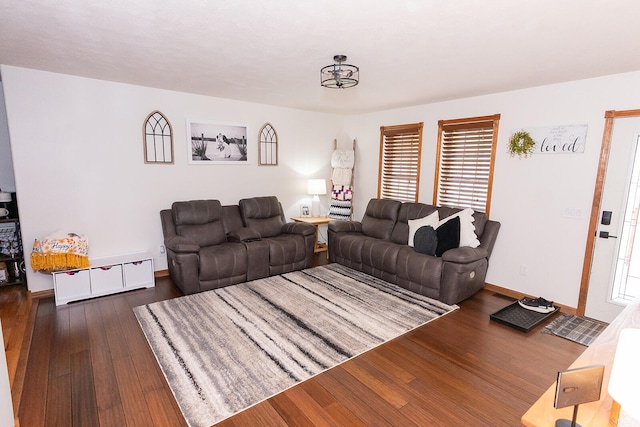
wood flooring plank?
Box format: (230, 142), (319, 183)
(299, 380), (368, 426)
(112, 295), (167, 393)
(144, 388), (187, 427)
(281, 386), (350, 427)
(18, 299), (54, 427)
(97, 405), (128, 427)
(340, 358), (411, 409)
(70, 349), (99, 427)
(268, 392), (316, 427)
(298, 378), (339, 408)
(84, 299), (124, 413)
(317, 366), (418, 427)
(67, 302), (90, 355)
(221, 401), (288, 427)
(44, 374), (71, 426)
(1, 286), (31, 387)
(97, 298), (130, 360)
(48, 305), (71, 378)
(112, 355), (155, 427)
(322, 401), (369, 427)
(10, 292), (37, 417)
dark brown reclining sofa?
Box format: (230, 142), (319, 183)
(160, 196), (315, 295)
(328, 198), (501, 305)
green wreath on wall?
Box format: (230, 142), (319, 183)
(508, 130), (536, 159)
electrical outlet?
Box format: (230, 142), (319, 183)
(160, 245), (165, 254)
(519, 265), (528, 276)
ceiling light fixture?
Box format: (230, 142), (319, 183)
(321, 55), (359, 89)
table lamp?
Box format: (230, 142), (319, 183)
(608, 328), (640, 426)
(307, 179), (327, 217)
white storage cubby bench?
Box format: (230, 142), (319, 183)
(52, 251), (154, 305)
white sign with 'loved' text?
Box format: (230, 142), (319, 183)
(523, 124), (588, 154)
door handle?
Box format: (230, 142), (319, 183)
(599, 231), (618, 239)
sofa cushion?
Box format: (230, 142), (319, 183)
(265, 234), (307, 265)
(361, 239), (401, 274)
(392, 202), (438, 245)
(414, 226), (438, 256)
(330, 233), (372, 264)
(222, 205), (245, 235)
(436, 215), (460, 256)
(173, 200), (223, 225)
(396, 246), (443, 290)
(439, 207), (480, 248)
(472, 211), (488, 237)
(407, 211), (439, 247)
(239, 196), (285, 238)
(198, 242), (247, 281)
(361, 199), (401, 240)
(172, 200), (227, 247)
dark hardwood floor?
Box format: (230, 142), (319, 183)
(3, 256), (586, 426)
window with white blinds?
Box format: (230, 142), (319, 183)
(434, 114), (500, 214)
(378, 122), (423, 202)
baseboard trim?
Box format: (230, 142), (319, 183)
(484, 282), (577, 315)
(154, 269), (169, 278)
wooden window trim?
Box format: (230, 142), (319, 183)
(378, 122), (424, 202)
(433, 114), (500, 214)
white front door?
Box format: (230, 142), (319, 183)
(586, 116), (640, 322)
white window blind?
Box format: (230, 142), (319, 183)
(378, 122), (423, 202)
(434, 115), (499, 214)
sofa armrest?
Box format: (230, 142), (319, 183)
(281, 222), (315, 236)
(328, 220), (362, 233)
(165, 235), (200, 253)
(479, 220), (501, 258)
(227, 227), (262, 242)
(442, 246), (488, 263)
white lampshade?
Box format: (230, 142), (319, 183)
(609, 328), (640, 422)
(307, 179), (327, 196)
(0, 192), (11, 203)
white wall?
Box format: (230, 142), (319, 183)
(0, 86), (16, 192)
(4, 63), (640, 308)
(1, 65), (344, 292)
(344, 70), (640, 308)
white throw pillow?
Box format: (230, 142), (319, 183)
(438, 208), (480, 248)
(408, 211), (439, 247)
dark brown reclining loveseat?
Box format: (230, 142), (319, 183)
(160, 196), (315, 295)
(328, 198), (500, 305)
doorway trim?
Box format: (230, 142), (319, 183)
(578, 109), (640, 315)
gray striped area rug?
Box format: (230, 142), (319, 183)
(134, 263), (458, 427)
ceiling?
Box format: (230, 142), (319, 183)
(1, 0), (639, 114)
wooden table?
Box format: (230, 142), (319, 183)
(291, 216), (332, 254)
(521, 298), (640, 426)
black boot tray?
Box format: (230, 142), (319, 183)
(490, 301), (559, 332)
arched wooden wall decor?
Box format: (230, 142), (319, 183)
(143, 111), (174, 164)
(258, 123), (278, 166)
